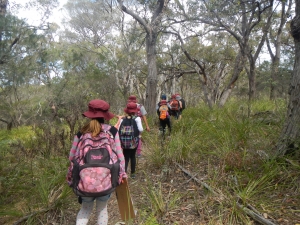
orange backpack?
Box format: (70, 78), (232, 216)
(159, 105), (169, 120)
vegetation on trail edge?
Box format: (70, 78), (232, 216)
(1, 99), (299, 225)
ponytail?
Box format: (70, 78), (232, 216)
(80, 119), (103, 137)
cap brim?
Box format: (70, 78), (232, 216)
(82, 111), (115, 120)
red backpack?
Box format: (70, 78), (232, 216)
(170, 100), (180, 111)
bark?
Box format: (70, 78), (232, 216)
(267, 0), (292, 100)
(219, 51), (245, 107)
(145, 33), (159, 114)
(276, 4), (300, 156)
(0, 0), (7, 43)
(0, 0), (7, 16)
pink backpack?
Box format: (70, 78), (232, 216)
(71, 131), (120, 197)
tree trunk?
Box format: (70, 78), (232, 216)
(248, 59), (256, 101)
(0, 0), (7, 42)
(219, 51), (244, 107)
(270, 56), (279, 100)
(145, 33), (158, 115)
(276, 6), (300, 156)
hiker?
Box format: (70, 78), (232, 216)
(117, 102), (143, 178)
(169, 94), (182, 120)
(157, 99), (171, 136)
(175, 93), (185, 120)
(127, 95), (150, 157)
(156, 94), (170, 110)
(66, 99), (127, 225)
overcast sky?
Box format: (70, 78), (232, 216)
(10, 0), (68, 26)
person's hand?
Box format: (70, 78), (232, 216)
(121, 177), (127, 184)
(116, 115), (123, 120)
(146, 126), (150, 132)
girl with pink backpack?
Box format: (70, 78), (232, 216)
(66, 99), (127, 225)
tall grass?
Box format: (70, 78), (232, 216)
(143, 98), (300, 224)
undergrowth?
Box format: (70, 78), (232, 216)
(1, 99), (299, 224)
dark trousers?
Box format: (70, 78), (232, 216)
(123, 148), (137, 174)
(170, 110), (179, 119)
(159, 118), (171, 134)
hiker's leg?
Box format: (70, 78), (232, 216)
(161, 119), (166, 133)
(167, 119), (171, 135)
(130, 148), (137, 174)
(137, 137), (142, 156)
(123, 150), (130, 173)
(95, 195), (110, 225)
(76, 197), (94, 225)
(178, 110), (182, 120)
(159, 119), (164, 131)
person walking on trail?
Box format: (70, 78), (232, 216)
(127, 95), (150, 157)
(66, 99), (127, 225)
(169, 94), (182, 120)
(117, 102), (143, 178)
(156, 94), (170, 110)
(157, 99), (171, 136)
(175, 93), (185, 120)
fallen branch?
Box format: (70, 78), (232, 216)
(13, 208), (50, 225)
(235, 203), (277, 225)
(175, 162), (277, 225)
(175, 162), (218, 196)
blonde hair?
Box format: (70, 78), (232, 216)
(81, 119), (103, 137)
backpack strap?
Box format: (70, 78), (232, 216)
(108, 126), (117, 139)
(76, 131), (82, 139)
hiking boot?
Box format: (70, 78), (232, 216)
(131, 173), (136, 179)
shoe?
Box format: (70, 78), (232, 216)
(131, 173), (136, 179)
(137, 154), (141, 158)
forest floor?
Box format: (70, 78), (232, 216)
(64, 142), (207, 225)
(62, 142), (300, 225)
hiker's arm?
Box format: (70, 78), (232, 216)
(112, 132), (127, 182)
(114, 115), (123, 129)
(179, 101), (182, 109)
(136, 117), (144, 132)
(142, 115), (150, 131)
(67, 135), (81, 186)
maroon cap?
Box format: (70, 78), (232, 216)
(124, 102), (138, 114)
(127, 95), (137, 103)
(82, 99), (115, 120)
(160, 100), (167, 105)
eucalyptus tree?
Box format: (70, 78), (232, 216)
(266, 0), (293, 100)
(165, 29), (236, 108)
(276, 0), (300, 156)
(0, 1), (59, 129)
(117, 0), (170, 115)
(182, 0), (274, 107)
(62, 0), (144, 106)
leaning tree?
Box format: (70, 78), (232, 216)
(276, 0), (300, 156)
